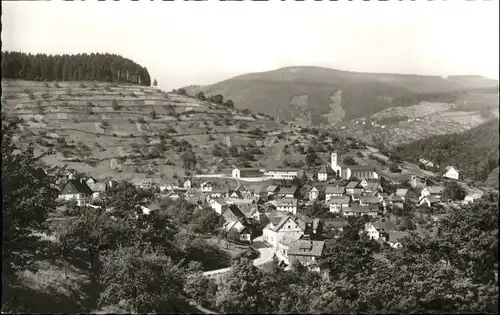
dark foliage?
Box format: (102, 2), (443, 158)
(1, 51), (151, 86)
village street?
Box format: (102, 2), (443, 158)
(202, 236), (275, 277)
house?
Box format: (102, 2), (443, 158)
(228, 189), (244, 200)
(279, 186), (297, 199)
(263, 215), (305, 248)
(342, 206), (379, 218)
(88, 181), (107, 200)
(323, 218), (349, 236)
(248, 184), (263, 199)
(209, 198), (228, 215)
(224, 220), (254, 242)
(364, 221), (397, 241)
(309, 186), (323, 201)
(418, 195), (440, 208)
(420, 186), (444, 200)
(237, 203), (261, 221)
(232, 167), (264, 179)
(277, 237), (295, 266)
(387, 194), (405, 209)
(328, 196), (351, 213)
(345, 181), (361, 195)
(276, 198), (298, 215)
(264, 168), (304, 180)
(443, 166), (460, 180)
(183, 179), (192, 189)
(200, 181), (213, 192)
(58, 179), (93, 206)
(358, 195), (380, 208)
(418, 158), (438, 169)
(265, 185), (280, 197)
(343, 165), (379, 180)
(325, 185), (345, 202)
(317, 165), (335, 182)
(364, 181), (382, 195)
(287, 240), (325, 268)
(386, 231), (409, 248)
(209, 187), (230, 199)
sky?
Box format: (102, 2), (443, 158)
(2, 0), (499, 90)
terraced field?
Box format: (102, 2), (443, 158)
(1, 80), (283, 181)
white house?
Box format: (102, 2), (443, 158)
(342, 206), (378, 218)
(328, 196), (350, 213)
(200, 181), (213, 192)
(309, 186), (320, 201)
(276, 198), (298, 215)
(364, 221), (397, 241)
(209, 198), (228, 215)
(443, 166), (460, 180)
(263, 215), (305, 248)
(183, 179), (192, 189)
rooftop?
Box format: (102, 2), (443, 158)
(288, 240), (325, 257)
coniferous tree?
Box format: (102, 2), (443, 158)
(1, 51), (151, 86)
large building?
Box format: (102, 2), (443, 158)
(263, 169), (303, 180)
(232, 167), (264, 179)
(342, 165), (379, 180)
(331, 152), (342, 178)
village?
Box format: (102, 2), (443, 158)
(53, 146), (482, 272)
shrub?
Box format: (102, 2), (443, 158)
(28, 92), (36, 100)
(80, 83), (87, 88)
(129, 92), (137, 97)
(44, 82), (50, 88)
(137, 117), (146, 123)
(150, 111), (157, 120)
(66, 88), (72, 95)
(113, 133), (118, 137)
(112, 99), (120, 110)
(54, 82), (60, 88)
(101, 120), (110, 128)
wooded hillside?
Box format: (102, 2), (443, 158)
(1, 51), (151, 86)
(394, 119), (499, 181)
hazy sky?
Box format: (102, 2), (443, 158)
(2, 1), (499, 90)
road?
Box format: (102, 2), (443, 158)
(202, 237), (275, 277)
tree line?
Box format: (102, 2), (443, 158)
(1, 51), (151, 86)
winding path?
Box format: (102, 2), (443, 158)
(188, 237), (275, 314)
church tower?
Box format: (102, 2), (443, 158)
(331, 151), (342, 177)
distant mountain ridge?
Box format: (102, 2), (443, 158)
(184, 66), (498, 124)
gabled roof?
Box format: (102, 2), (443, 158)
(346, 181), (360, 189)
(211, 198), (228, 206)
(387, 231), (409, 242)
(359, 195), (380, 204)
(238, 204), (258, 218)
(388, 194), (404, 202)
(420, 195), (440, 203)
(266, 215), (293, 232)
(444, 165), (458, 172)
(318, 165), (334, 174)
(88, 182), (107, 193)
(347, 165), (378, 172)
(224, 204), (247, 220)
(329, 196), (351, 204)
(288, 240), (325, 257)
(281, 187), (297, 195)
(365, 182), (381, 192)
(370, 221), (397, 232)
(323, 218), (349, 228)
(62, 179), (93, 195)
(425, 186), (444, 194)
(276, 198), (298, 207)
(309, 186), (319, 192)
(343, 206), (377, 213)
(266, 185), (279, 192)
(325, 185), (346, 194)
(396, 188), (409, 197)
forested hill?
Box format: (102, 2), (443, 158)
(1, 51), (151, 86)
(394, 119), (499, 182)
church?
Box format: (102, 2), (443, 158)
(317, 151), (379, 181)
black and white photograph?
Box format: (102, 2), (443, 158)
(1, 0), (499, 313)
